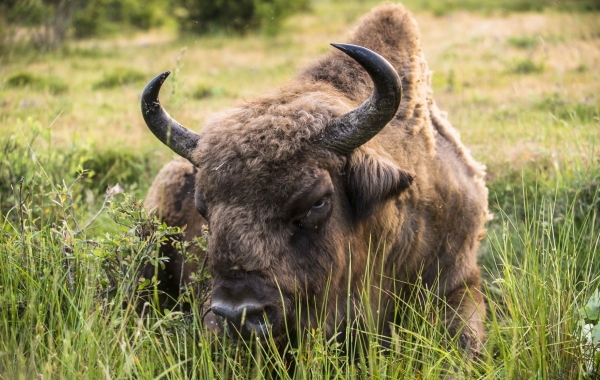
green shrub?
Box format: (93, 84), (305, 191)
(405, 0), (600, 13)
(6, 72), (68, 94)
(575, 63), (589, 73)
(0, 119), (154, 228)
(6, 72), (36, 87)
(72, 0), (169, 39)
(175, 0), (309, 35)
(190, 83), (230, 99)
(93, 68), (146, 89)
(579, 289), (600, 376)
(507, 35), (539, 49)
(535, 93), (600, 122)
(82, 149), (153, 193)
(507, 58), (545, 74)
(0, 0), (171, 51)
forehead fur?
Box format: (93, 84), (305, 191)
(194, 82), (349, 164)
(192, 82), (348, 204)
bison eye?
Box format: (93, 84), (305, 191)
(312, 198), (326, 209)
(293, 196), (332, 231)
(195, 191), (208, 219)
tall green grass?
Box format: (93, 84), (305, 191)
(1, 125), (599, 378)
(482, 175), (600, 378)
(1, 2), (599, 375)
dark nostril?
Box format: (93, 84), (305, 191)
(211, 303), (236, 321)
(211, 300), (276, 337)
(210, 302), (266, 324)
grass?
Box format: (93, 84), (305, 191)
(92, 68), (147, 89)
(0, 0), (599, 378)
(5, 72), (69, 94)
(507, 58), (545, 74)
(1, 157), (599, 378)
(507, 35), (540, 49)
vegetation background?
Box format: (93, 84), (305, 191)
(1, 0), (599, 378)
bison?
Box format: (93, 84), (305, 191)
(141, 3), (490, 355)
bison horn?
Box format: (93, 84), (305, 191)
(319, 43), (402, 155)
(141, 71), (200, 165)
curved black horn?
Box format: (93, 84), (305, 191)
(141, 71), (200, 164)
(319, 43), (401, 155)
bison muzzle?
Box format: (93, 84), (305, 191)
(141, 4), (491, 354)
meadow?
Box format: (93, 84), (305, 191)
(1, 0), (600, 378)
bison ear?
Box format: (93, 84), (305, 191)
(346, 148), (414, 219)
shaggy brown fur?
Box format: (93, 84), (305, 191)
(144, 158), (206, 303)
(146, 3), (490, 354)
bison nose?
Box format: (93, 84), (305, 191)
(211, 300), (275, 339)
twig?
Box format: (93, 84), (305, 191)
(81, 239), (100, 246)
(74, 183), (124, 237)
(74, 192), (110, 237)
(0, 137), (15, 178)
(64, 179), (81, 233)
(177, 237), (189, 312)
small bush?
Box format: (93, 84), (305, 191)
(0, 119), (154, 227)
(175, 0), (309, 36)
(190, 83), (230, 99)
(535, 93), (600, 122)
(409, 0), (600, 13)
(61, 45), (116, 59)
(575, 63), (589, 73)
(507, 35), (539, 49)
(93, 68), (146, 89)
(72, 0), (168, 39)
(6, 72), (36, 87)
(507, 58), (545, 74)
(579, 289), (600, 376)
(82, 149), (153, 195)
(6, 72), (68, 94)
(192, 85), (212, 99)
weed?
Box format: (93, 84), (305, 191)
(579, 289), (600, 377)
(60, 45), (117, 59)
(507, 35), (539, 49)
(403, 0), (598, 13)
(190, 83), (230, 99)
(93, 68), (146, 89)
(575, 63), (589, 73)
(535, 93), (600, 122)
(5, 72), (68, 94)
(81, 149), (153, 195)
(507, 57), (545, 74)
(191, 83), (213, 99)
(0, 120), (155, 232)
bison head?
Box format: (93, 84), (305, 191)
(141, 44), (414, 346)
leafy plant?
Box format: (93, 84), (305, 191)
(507, 58), (545, 74)
(6, 72), (68, 94)
(507, 35), (539, 49)
(72, 0), (168, 39)
(174, 0), (309, 36)
(191, 83), (231, 99)
(93, 68), (146, 89)
(579, 289), (600, 377)
(535, 93), (600, 122)
(0, 120), (154, 229)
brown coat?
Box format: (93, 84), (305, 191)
(145, 3), (490, 352)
